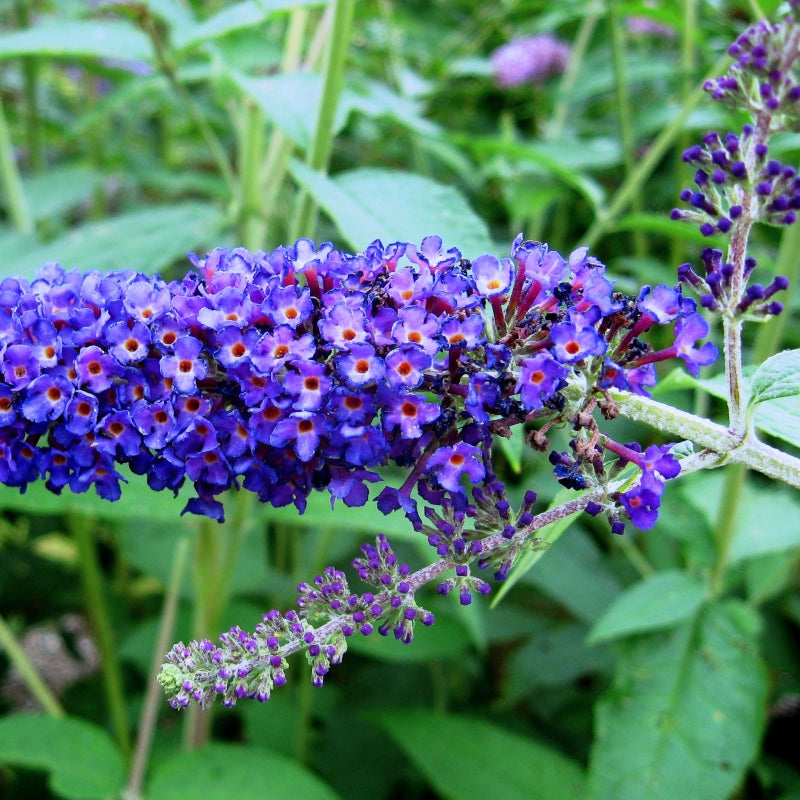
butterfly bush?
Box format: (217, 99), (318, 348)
(3, 2), (797, 712)
(154, 3), (800, 710)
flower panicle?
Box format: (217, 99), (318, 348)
(0, 234), (710, 537)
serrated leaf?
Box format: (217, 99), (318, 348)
(372, 710), (585, 800)
(148, 744), (342, 800)
(8, 203), (224, 277)
(289, 162), (494, 257)
(0, 21), (151, 62)
(0, 714), (125, 800)
(748, 350), (800, 407)
(587, 570), (707, 644)
(588, 601), (768, 800)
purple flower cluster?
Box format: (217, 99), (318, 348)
(679, 247), (788, 319)
(490, 34), (570, 88)
(673, 128), (800, 234)
(585, 442), (681, 532)
(0, 235), (712, 525)
(703, 5), (800, 124)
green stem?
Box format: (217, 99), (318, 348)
(0, 96), (33, 234)
(15, 1), (44, 173)
(581, 50), (732, 249)
(237, 99), (267, 250)
(607, 0), (645, 258)
(289, 0), (356, 241)
(670, 0), (698, 270)
(615, 533), (654, 578)
(548, 0), (601, 140)
(375, 0), (429, 175)
(263, 7), (311, 245)
(70, 514), (131, 758)
(610, 389), (800, 488)
(141, 10), (236, 194)
(0, 614), (64, 717)
(125, 536), (190, 800)
(709, 462), (747, 596)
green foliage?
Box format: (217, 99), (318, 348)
(588, 602), (768, 800)
(0, 1), (798, 800)
(0, 715), (125, 799)
(372, 710), (587, 800)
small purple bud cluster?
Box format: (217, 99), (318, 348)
(160, 488), (548, 709)
(490, 33), (570, 88)
(703, 6), (800, 127)
(0, 235), (711, 527)
(351, 534), (434, 642)
(160, 533), (441, 706)
(673, 129), (800, 234)
(679, 247), (788, 318)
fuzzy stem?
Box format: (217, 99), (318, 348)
(0, 613), (64, 717)
(610, 389), (800, 488)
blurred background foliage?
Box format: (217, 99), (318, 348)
(1, 1), (800, 799)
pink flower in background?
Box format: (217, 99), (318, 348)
(626, 16), (676, 38)
(490, 33), (570, 88)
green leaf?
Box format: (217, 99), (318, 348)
(232, 73), (438, 152)
(519, 526), (624, 623)
(588, 601), (768, 800)
(748, 349), (800, 407)
(683, 472), (800, 563)
(289, 162), (494, 257)
(148, 744), (342, 800)
(8, 203), (224, 277)
(347, 604), (471, 663)
(20, 164), (111, 222)
(0, 714), (125, 800)
(0, 21), (151, 62)
(505, 623), (613, 696)
(232, 72), (331, 151)
(0, 465), (193, 521)
(174, 0), (328, 52)
(372, 710), (586, 800)
(587, 570), (707, 644)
